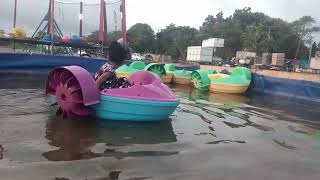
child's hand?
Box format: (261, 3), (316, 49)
(96, 72), (112, 89)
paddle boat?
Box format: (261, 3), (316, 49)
(162, 64), (176, 84)
(162, 72), (173, 84)
(115, 64), (137, 78)
(191, 70), (211, 92)
(172, 69), (193, 85)
(116, 61), (146, 78)
(116, 61), (166, 80)
(190, 89), (250, 109)
(11, 27), (27, 38)
(46, 66), (179, 121)
(191, 67), (252, 94)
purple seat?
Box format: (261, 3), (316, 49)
(101, 71), (177, 102)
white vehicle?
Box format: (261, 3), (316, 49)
(202, 38), (224, 48)
(132, 53), (146, 61)
(77, 50), (90, 58)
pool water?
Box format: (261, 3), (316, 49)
(0, 75), (320, 180)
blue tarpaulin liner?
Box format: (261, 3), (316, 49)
(0, 52), (107, 75)
(220, 69), (230, 75)
(1, 52), (320, 103)
(0, 53), (199, 75)
(249, 73), (320, 103)
(248, 93), (320, 124)
(175, 65), (200, 71)
(298, 59), (310, 69)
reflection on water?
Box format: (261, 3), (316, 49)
(43, 115), (177, 161)
(206, 140), (246, 145)
(249, 93), (320, 127)
(288, 125), (317, 136)
(223, 121), (246, 128)
(1, 78), (320, 179)
(169, 84), (193, 94)
(0, 74), (46, 89)
(190, 90), (250, 107)
(94, 149), (178, 160)
(43, 116), (98, 161)
(54, 177), (70, 180)
(272, 139), (297, 150)
(176, 107), (212, 124)
(179, 87), (276, 132)
(0, 144), (3, 160)
(208, 93), (250, 105)
(95, 120), (177, 145)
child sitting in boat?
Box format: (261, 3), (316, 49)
(95, 41), (131, 90)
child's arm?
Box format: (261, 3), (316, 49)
(96, 71), (112, 89)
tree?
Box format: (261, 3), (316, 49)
(311, 42), (317, 57)
(0, 29), (8, 46)
(291, 16), (320, 59)
(199, 8), (317, 59)
(127, 23), (155, 53)
(241, 24), (274, 55)
(199, 12), (242, 58)
(35, 30), (46, 39)
(156, 24), (200, 60)
(87, 30), (122, 46)
(87, 30), (99, 43)
(0, 29), (4, 36)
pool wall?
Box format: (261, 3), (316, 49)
(0, 52), (200, 75)
(1, 52), (319, 103)
(0, 52), (107, 75)
(250, 73), (320, 103)
(200, 65), (320, 103)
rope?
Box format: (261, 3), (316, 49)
(54, 0), (99, 5)
(105, 0), (122, 5)
(54, 0), (121, 5)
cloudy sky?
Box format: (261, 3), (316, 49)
(0, 0), (319, 40)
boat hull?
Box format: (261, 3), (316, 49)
(210, 83), (249, 94)
(51, 95), (179, 121)
(116, 72), (133, 78)
(172, 75), (191, 85)
(93, 95), (179, 121)
(162, 73), (173, 84)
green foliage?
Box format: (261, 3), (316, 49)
(199, 8), (319, 59)
(35, 30), (46, 38)
(240, 24), (275, 55)
(86, 30), (99, 43)
(127, 23), (155, 53)
(156, 24), (200, 60)
(87, 30), (122, 46)
(311, 42), (317, 57)
(290, 16), (320, 58)
(291, 16), (320, 41)
(0, 30), (8, 46)
(85, 9), (319, 60)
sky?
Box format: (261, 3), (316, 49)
(0, 0), (319, 41)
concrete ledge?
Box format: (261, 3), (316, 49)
(252, 69), (320, 83)
(200, 65), (320, 83)
(201, 65), (320, 102)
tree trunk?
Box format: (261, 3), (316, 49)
(294, 26), (305, 60)
(294, 38), (302, 60)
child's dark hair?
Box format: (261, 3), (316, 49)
(108, 41), (127, 66)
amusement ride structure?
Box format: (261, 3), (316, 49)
(0, 0), (128, 54)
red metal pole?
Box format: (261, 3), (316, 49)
(99, 0), (106, 43)
(121, 0), (128, 47)
(13, 0), (17, 28)
(79, 2), (83, 37)
(104, 0), (107, 39)
(49, 0), (55, 36)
